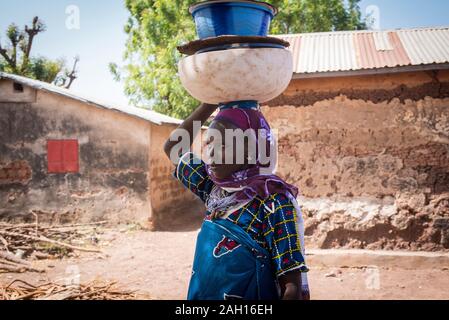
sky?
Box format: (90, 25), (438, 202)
(1, 0), (449, 108)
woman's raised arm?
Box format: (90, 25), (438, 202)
(163, 103), (218, 163)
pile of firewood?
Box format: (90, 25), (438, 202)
(1, 279), (143, 300)
(0, 221), (105, 273)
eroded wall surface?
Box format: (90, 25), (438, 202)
(148, 124), (205, 230)
(263, 70), (449, 251)
(0, 83), (151, 223)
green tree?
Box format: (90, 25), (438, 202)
(113, 0), (368, 119)
(271, 0), (367, 34)
(0, 16), (79, 89)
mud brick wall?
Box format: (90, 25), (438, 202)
(0, 160), (32, 185)
(0, 79), (196, 226)
(262, 69), (449, 251)
(148, 125), (205, 230)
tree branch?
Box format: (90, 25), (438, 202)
(21, 16), (45, 72)
(0, 44), (16, 71)
(64, 56), (79, 89)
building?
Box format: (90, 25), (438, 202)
(263, 27), (449, 251)
(2, 26), (448, 251)
(0, 72), (203, 229)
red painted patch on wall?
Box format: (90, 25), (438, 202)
(47, 140), (79, 173)
(0, 160), (32, 185)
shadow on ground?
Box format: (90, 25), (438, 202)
(153, 202), (205, 232)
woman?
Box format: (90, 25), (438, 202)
(164, 101), (310, 300)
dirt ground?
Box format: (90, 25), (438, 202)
(1, 225), (449, 300)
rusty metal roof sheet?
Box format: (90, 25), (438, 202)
(355, 31), (411, 69)
(275, 26), (449, 75)
(0, 72), (182, 126)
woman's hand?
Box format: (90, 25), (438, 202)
(282, 283), (301, 300)
(164, 103), (218, 163)
(279, 271), (305, 300)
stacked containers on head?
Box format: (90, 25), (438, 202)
(178, 0), (293, 107)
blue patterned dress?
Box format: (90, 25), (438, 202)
(174, 152), (308, 299)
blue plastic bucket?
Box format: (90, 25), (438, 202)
(189, 0), (277, 39)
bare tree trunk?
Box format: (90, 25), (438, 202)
(20, 16), (45, 73)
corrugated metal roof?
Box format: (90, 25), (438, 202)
(296, 32), (358, 73)
(275, 26), (449, 74)
(355, 31), (410, 69)
(277, 34), (301, 75)
(372, 31), (393, 51)
(0, 72), (182, 126)
(397, 28), (449, 65)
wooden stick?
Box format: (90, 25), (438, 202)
(0, 263), (26, 273)
(0, 259), (44, 273)
(84, 282), (115, 297)
(0, 259), (20, 267)
(0, 231), (101, 253)
(0, 235), (8, 251)
(32, 211), (39, 237)
(13, 291), (40, 300)
(31, 251), (52, 260)
(0, 223), (40, 228)
(45, 221), (108, 229)
(0, 221), (107, 229)
(5, 279), (39, 290)
(0, 251), (31, 265)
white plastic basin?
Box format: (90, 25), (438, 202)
(178, 47), (293, 104)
